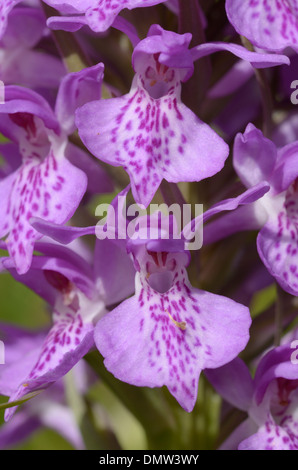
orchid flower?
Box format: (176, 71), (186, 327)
(26, 182), (271, 413)
(206, 338), (298, 450)
(93, 214), (251, 412)
(0, 1), (169, 38)
(203, 123), (298, 296)
(0, 63), (113, 274)
(0, 332), (88, 450)
(0, 236), (135, 421)
(76, 25), (289, 207)
(47, 1), (168, 34)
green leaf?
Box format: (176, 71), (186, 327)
(250, 284), (276, 318)
(0, 390), (43, 411)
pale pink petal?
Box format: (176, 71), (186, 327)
(226, 0), (298, 52)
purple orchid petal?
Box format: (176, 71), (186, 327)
(33, 241), (94, 282)
(76, 76), (229, 207)
(257, 184), (298, 296)
(202, 204), (262, 246)
(4, 252), (95, 302)
(132, 25), (194, 81)
(210, 342), (298, 450)
(0, 86), (60, 134)
(231, 129), (298, 295)
(47, 13), (140, 47)
(43, 0), (92, 14)
(191, 41), (290, 67)
(3, 239), (97, 305)
(0, 172), (15, 237)
(226, 0), (298, 52)
(3, 257), (58, 306)
(55, 63), (104, 135)
(95, 250), (250, 412)
(2, 50), (66, 90)
(0, 371), (86, 449)
(202, 183), (270, 216)
(30, 218), (96, 245)
(0, 324), (46, 397)
(1, 50), (66, 88)
(1, 8), (65, 90)
(45, 1), (167, 33)
(84, 1), (166, 33)
(76, 26), (233, 206)
(4, 316), (94, 421)
(205, 358), (254, 412)
(233, 123), (277, 189)
(0, 142), (87, 274)
(246, 345), (298, 450)
(239, 422), (294, 450)
(254, 344), (298, 405)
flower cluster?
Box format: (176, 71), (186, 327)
(0, 0), (297, 451)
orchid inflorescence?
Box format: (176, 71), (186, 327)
(0, 0), (297, 451)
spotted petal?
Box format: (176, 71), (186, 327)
(4, 311), (94, 421)
(0, 324), (46, 398)
(76, 77), (229, 207)
(257, 207), (298, 296)
(44, 0), (95, 14)
(85, 1), (166, 32)
(239, 421), (296, 450)
(0, 141), (87, 274)
(95, 270), (250, 412)
(45, 1), (166, 33)
(226, 0), (298, 52)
